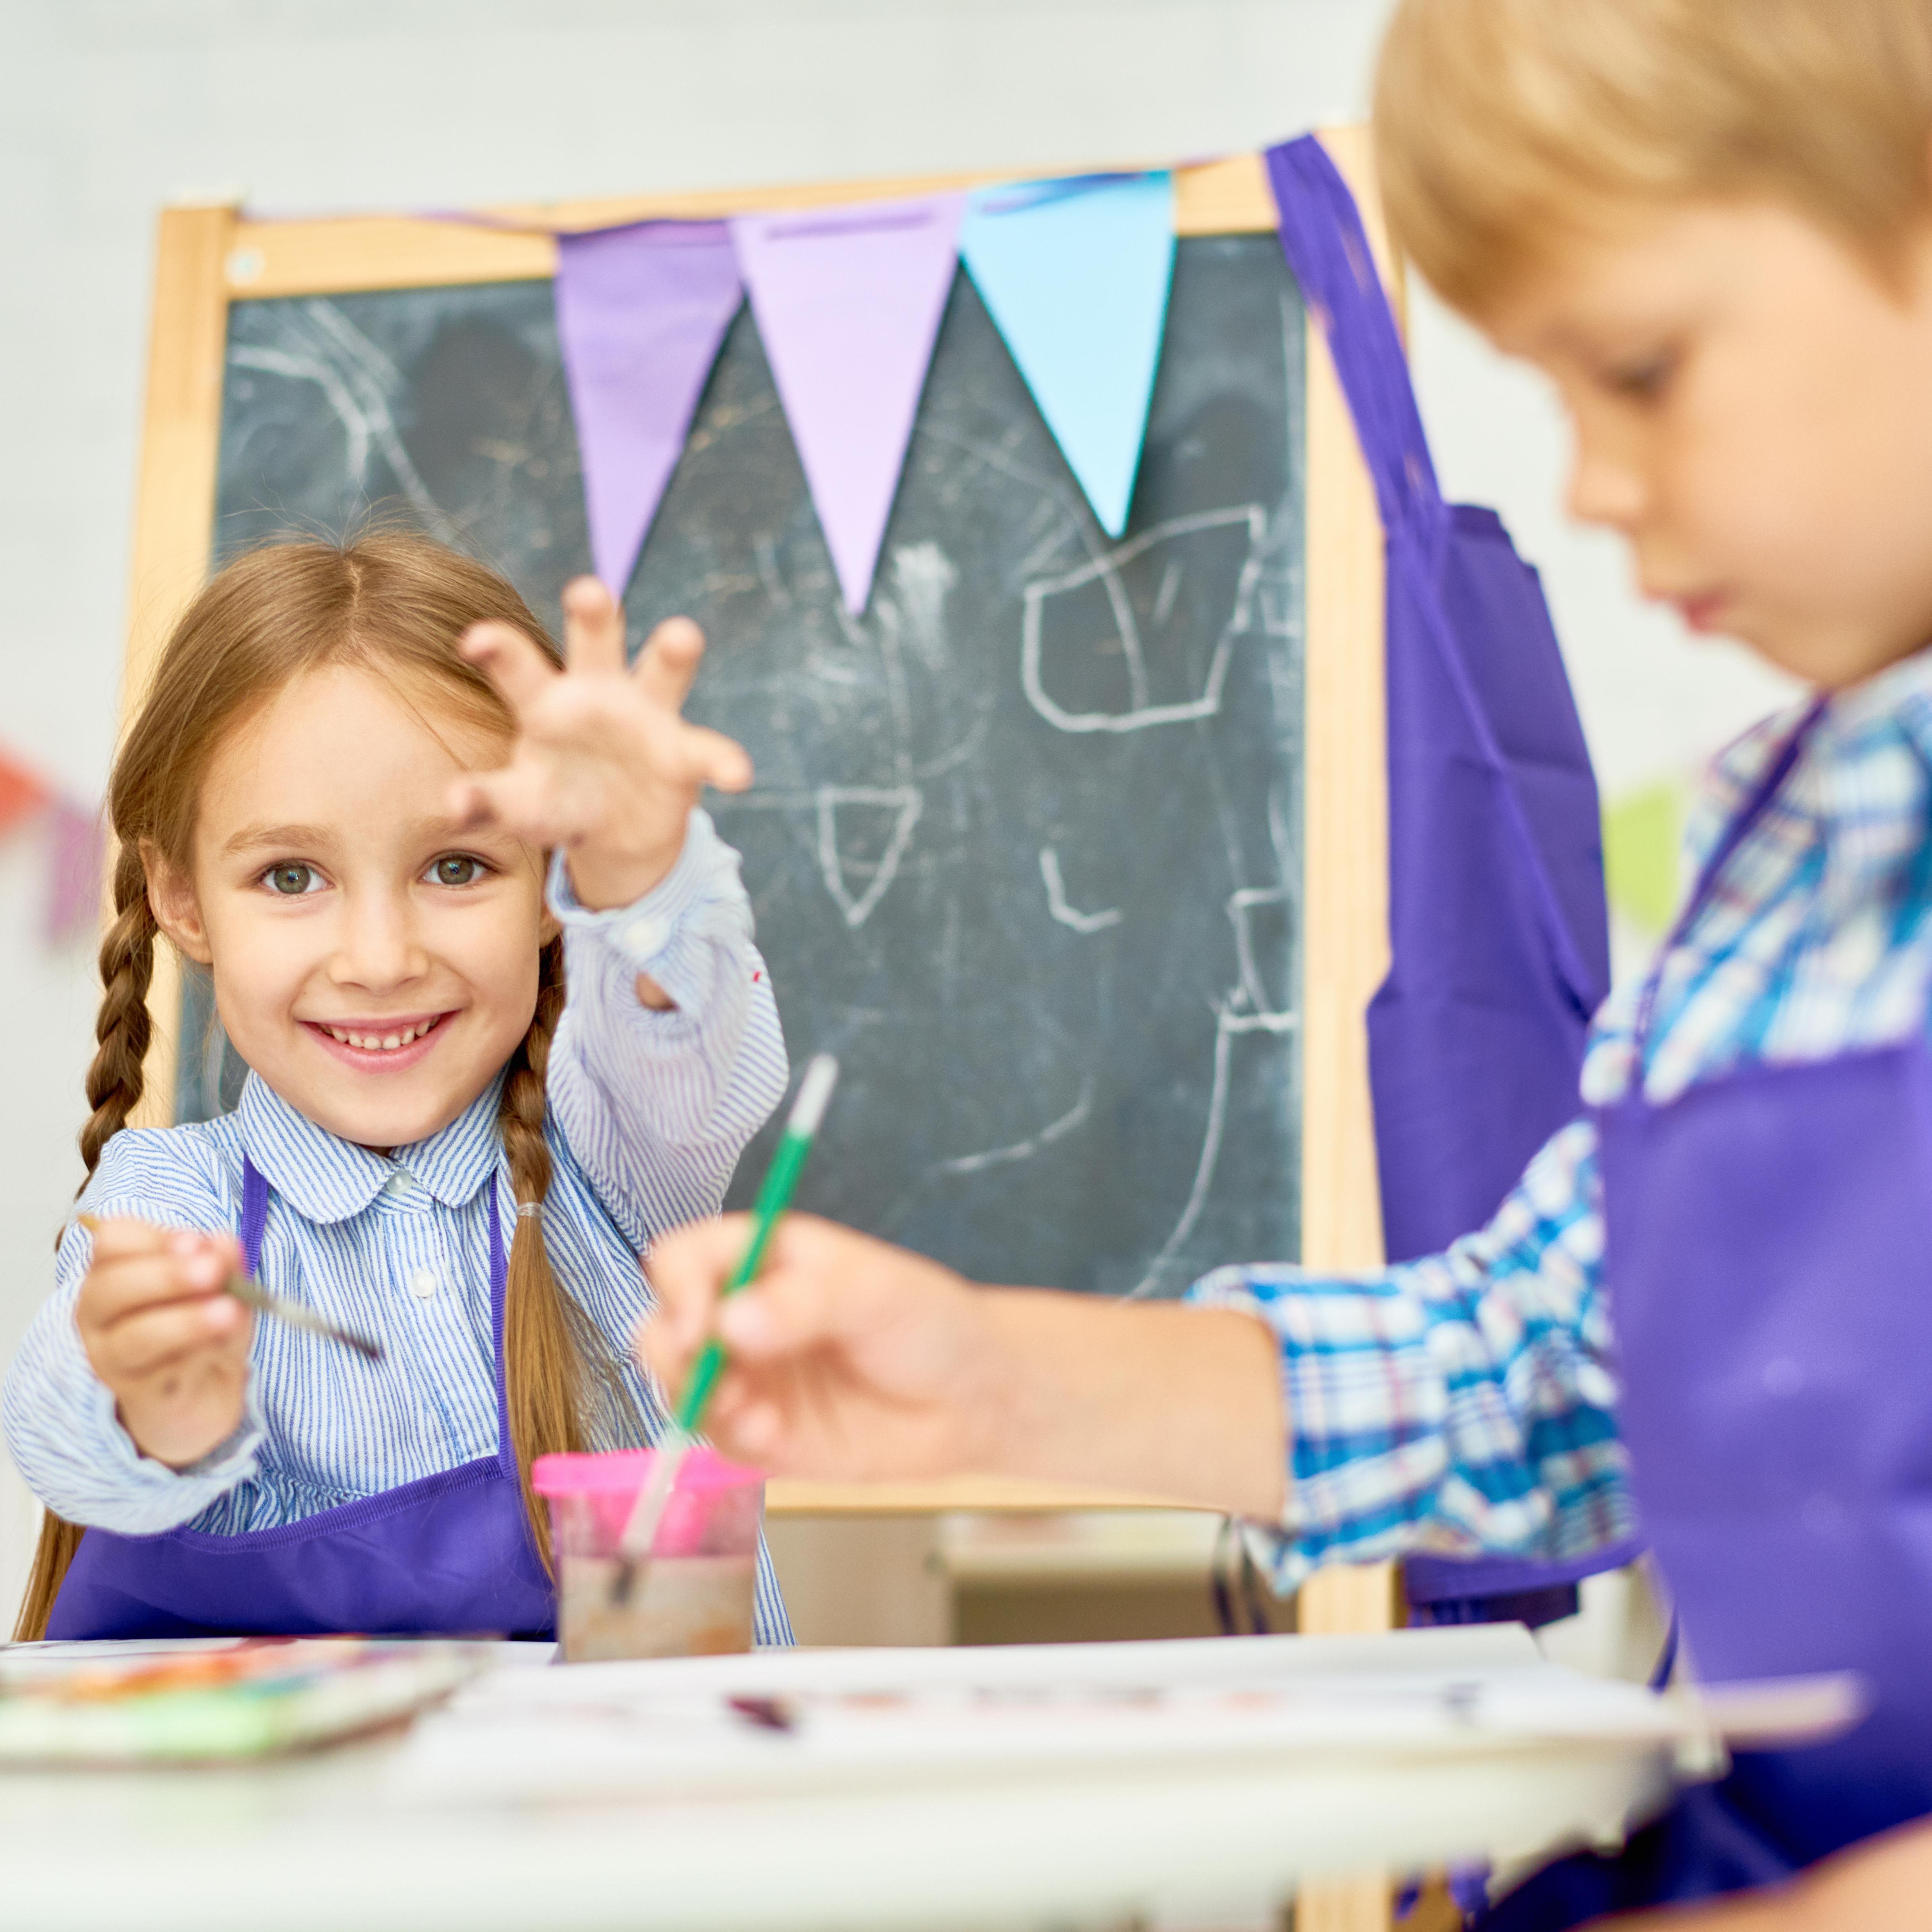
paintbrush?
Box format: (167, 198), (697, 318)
(76, 1213), (384, 1361)
(609, 1053), (839, 1608)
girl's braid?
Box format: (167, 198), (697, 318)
(79, 842), (159, 1182)
(497, 935), (582, 1569)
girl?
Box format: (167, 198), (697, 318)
(4, 530), (792, 1646)
(644, 0), (1932, 1923)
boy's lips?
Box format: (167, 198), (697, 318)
(1671, 589), (1731, 634)
(301, 1011), (455, 1073)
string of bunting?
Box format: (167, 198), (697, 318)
(0, 747), (102, 951)
(553, 168), (1178, 613)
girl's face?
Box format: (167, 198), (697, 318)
(152, 662), (555, 1151)
(1486, 201), (1932, 690)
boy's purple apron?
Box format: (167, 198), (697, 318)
(1265, 137), (1637, 1631)
(46, 1160), (554, 1640)
(1485, 702), (1932, 1925)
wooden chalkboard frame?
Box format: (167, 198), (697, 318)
(114, 137), (1397, 1574)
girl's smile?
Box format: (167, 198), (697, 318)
(300, 1009), (456, 1071)
(147, 661), (556, 1151)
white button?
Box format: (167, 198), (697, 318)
(622, 915), (670, 960)
(383, 1172), (415, 1198)
(408, 1267), (439, 1300)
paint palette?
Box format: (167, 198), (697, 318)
(0, 1637), (484, 1765)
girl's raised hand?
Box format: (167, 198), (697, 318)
(75, 1219), (253, 1471)
(451, 578), (755, 911)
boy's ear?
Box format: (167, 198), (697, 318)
(143, 841), (214, 965)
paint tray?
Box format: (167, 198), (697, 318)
(0, 1637), (484, 1766)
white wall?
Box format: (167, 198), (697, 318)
(0, 0), (1785, 1606)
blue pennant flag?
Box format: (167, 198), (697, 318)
(960, 172), (1175, 536)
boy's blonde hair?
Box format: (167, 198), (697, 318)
(1375, 0), (1932, 315)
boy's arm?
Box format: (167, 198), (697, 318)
(2, 1169), (265, 1535)
(1188, 1117), (1629, 1589)
(641, 1117), (1631, 1574)
(1612, 1817), (1932, 1930)
(544, 809), (788, 1249)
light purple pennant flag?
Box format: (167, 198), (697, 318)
(731, 194), (964, 613)
(555, 221), (744, 596)
(43, 794), (102, 948)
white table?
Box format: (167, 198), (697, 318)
(0, 1627), (1702, 1932)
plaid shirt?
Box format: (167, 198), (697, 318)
(1190, 646), (1932, 1590)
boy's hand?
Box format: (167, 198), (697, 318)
(640, 1215), (1006, 1480)
(75, 1220), (254, 1470)
(451, 578), (754, 913)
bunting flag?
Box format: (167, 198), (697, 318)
(0, 745), (49, 838)
(960, 172), (1176, 538)
(731, 193), (964, 613)
(555, 220), (743, 596)
(44, 796), (104, 947)
(0, 744), (100, 950)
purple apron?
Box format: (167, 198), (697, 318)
(46, 1158), (555, 1641)
(1266, 137), (1634, 1626)
(1486, 700), (1932, 1926)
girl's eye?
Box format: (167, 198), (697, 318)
(264, 863), (321, 897)
(426, 854), (487, 888)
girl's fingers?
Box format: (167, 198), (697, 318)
(679, 723), (755, 794)
(561, 577), (630, 679)
(85, 1246), (232, 1326)
(631, 617), (707, 712)
(446, 767), (566, 842)
(461, 621), (559, 715)
(92, 1296), (246, 1380)
(79, 1216), (169, 1260)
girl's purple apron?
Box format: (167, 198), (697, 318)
(1265, 139), (1639, 1636)
(1486, 702), (1932, 1923)
(46, 1160), (554, 1640)
(1269, 136), (1932, 1917)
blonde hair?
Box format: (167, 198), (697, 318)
(18, 531), (611, 1639)
(1375, 0), (1932, 315)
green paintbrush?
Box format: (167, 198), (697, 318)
(610, 1053), (839, 1604)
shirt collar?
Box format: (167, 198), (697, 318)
(235, 1072), (504, 1224)
(1819, 639), (1932, 754)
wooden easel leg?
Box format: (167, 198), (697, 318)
(1293, 1563), (1399, 1932)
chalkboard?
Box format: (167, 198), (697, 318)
(188, 236), (1308, 1299)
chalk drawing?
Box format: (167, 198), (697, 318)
(230, 300), (461, 545)
(1021, 506), (1266, 735)
(936, 1079), (1095, 1177)
(1039, 848), (1123, 934)
(816, 785), (923, 928)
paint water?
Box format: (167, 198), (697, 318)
(556, 1553), (758, 1662)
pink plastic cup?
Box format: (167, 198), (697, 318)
(532, 1448), (764, 1663)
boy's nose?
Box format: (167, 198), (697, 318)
(1567, 438), (1648, 534)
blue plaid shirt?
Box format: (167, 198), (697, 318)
(1190, 648), (1932, 1590)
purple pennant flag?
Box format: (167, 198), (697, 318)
(731, 194), (964, 612)
(555, 221), (743, 596)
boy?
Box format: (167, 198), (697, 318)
(645, 2), (1932, 1923)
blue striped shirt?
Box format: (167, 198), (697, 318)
(3, 809), (793, 1644)
(1190, 647), (1932, 1591)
